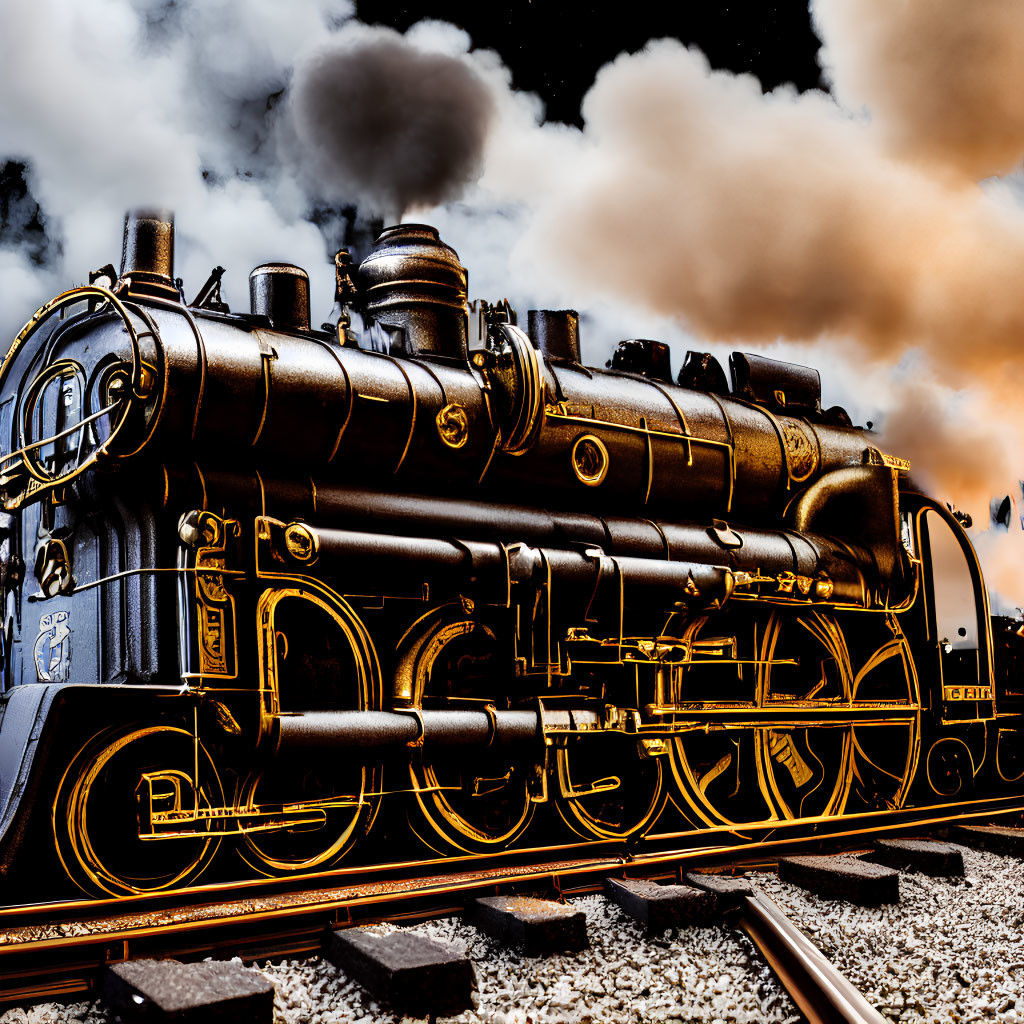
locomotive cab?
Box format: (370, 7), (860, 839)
(904, 498), (995, 723)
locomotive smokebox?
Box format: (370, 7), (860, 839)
(249, 263), (311, 333)
(119, 209), (179, 301)
(528, 309), (580, 364)
(357, 224), (469, 360)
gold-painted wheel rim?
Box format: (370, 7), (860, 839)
(668, 611), (920, 829)
(403, 611), (535, 853)
(240, 590), (381, 874)
(412, 760), (535, 852)
(554, 741), (665, 840)
(53, 726), (222, 897)
(237, 764), (377, 874)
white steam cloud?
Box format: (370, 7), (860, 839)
(0, 0), (358, 330)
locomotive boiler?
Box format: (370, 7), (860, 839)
(0, 210), (1018, 898)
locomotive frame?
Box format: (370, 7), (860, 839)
(0, 211), (1019, 900)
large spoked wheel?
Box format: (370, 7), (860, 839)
(669, 609), (920, 827)
(404, 610), (535, 854)
(555, 734), (666, 840)
(823, 612), (920, 815)
(53, 725), (223, 897)
(668, 609), (776, 827)
(239, 592), (381, 875)
(754, 610), (856, 821)
(755, 609), (922, 818)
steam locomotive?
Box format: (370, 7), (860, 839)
(0, 211), (1018, 898)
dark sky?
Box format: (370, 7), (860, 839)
(355, 2), (824, 125)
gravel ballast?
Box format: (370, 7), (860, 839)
(9, 840), (1024, 1023)
(255, 896), (795, 1023)
(753, 843), (1024, 1022)
(0, 895), (794, 1024)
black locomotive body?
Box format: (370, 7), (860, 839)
(0, 211), (1018, 898)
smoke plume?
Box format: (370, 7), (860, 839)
(493, 39), (1024, 398)
(813, 0), (1024, 181)
(3, 0), (1024, 601)
(878, 381), (1019, 520)
(446, 21), (1024, 549)
(287, 25), (495, 219)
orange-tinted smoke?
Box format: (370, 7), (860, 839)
(505, 42), (1024, 387)
(488, 40), (1024, 527)
(812, 0), (1024, 181)
(878, 381), (1018, 520)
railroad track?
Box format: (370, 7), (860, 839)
(738, 891), (885, 1024)
(3, 801), (1023, 1017)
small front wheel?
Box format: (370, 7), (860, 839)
(53, 725), (224, 897)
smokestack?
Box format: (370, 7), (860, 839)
(528, 309), (581, 364)
(357, 224), (469, 360)
(249, 263), (312, 333)
(119, 210), (179, 301)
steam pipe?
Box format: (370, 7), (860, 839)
(274, 524), (735, 609)
(275, 709), (540, 750)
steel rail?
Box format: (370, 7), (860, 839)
(738, 890), (885, 1024)
(5, 789), (1021, 927)
(0, 804), (1020, 1009)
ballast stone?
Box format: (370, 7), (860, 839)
(604, 877), (720, 932)
(864, 838), (964, 876)
(778, 854), (899, 906)
(324, 926), (475, 1017)
(467, 895), (588, 955)
(104, 959), (275, 1024)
